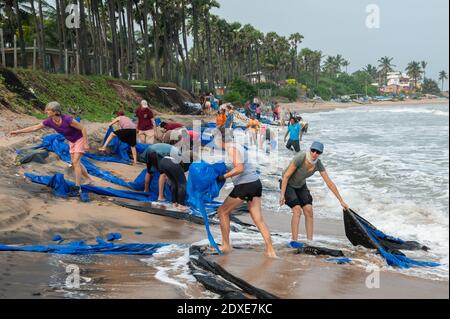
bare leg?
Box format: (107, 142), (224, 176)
(131, 146), (138, 165)
(217, 196), (244, 254)
(144, 173), (152, 193)
(80, 162), (93, 184)
(303, 205), (314, 240)
(248, 197), (277, 258)
(71, 153), (83, 187)
(99, 133), (116, 151)
(158, 174), (167, 201)
(291, 206), (303, 241)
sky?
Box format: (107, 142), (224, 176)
(213, 0), (449, 89)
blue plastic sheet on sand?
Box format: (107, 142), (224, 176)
(0, 237), (171, 256)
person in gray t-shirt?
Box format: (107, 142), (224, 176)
(280, 141), (349, 243)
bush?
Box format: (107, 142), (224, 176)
(223, 91), (244, 105)
(276, 86), (298, 102)
(227, 79), (257, 101)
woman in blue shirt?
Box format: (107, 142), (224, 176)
(284, 118), (302, 152)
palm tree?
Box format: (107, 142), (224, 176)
(289, 32), (304, 78)
(377, 56), (396, 85)
(342, 59), (350, 73)
(406, 61), (423, 90)
(363, 64), (378, 82)
(439, 71), (448, 91)
(421, 61), (428, 79)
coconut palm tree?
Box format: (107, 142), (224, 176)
(439, 70), (448, 91)
(377, 56), (396, 85)
(406, 61), (423, 90)
(421, 61), (428, 79)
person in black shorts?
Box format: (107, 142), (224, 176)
(280, 142), (349, 243)
(147, 152), (190, 212)
(99, 111), (138, 164)
(214, 129), (277, 258)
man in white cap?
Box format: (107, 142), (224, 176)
(135, 100), (155, 144)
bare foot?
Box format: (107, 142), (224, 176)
(98, 147), (107, 153)
(158, 197), (166, 202)
(265, 250), (278, 259)
(177, 205), (190, 213)
(219, 245), (232, 254)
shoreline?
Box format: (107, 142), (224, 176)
(280, 98), (449, 114)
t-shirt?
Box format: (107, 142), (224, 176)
(42, 114), (83, 143)
(216, 114), (227, 127)
(135, 107), (154, 131)
(118, 116), (136, 130)
(288, 123), (302, 141)
(142, 143), (181, 173)
(284, 152), (326, 189)
(225, 114), (234, 128)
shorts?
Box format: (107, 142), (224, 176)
(229, 180), (262, 202)
(281, 182), (313, 208)
(286, 139), (300, 152)
(115, 129), (137, 147)
(138, 129), (155, 143)
(69, 138), (87, 154)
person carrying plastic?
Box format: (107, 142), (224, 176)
(279, 142), (349, 245)
(9, 101), (92, 190)
(99, 111), (138, 165)
(141, 143), (181, 202)
(147, 152), (190, 212)
(215, 129), (277, 258)
(284, 117), (302, 153)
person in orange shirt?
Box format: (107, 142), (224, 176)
(216, 109), (227, 128)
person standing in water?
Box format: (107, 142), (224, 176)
(9, 102), (92, 189)
(284, 117), (302, 153)
(99, 111), (138, 165)
(215, 129), (277, 258)
(280, 142), (349, 244)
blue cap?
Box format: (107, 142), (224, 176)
(311, 141), (324, 153)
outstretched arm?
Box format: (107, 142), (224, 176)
(10, 123), (45, 136)
(108, 117), (120, 128)
(320, 171), (349, 210)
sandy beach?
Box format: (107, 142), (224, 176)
(0, 102), (448, 299)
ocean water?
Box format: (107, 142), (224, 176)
(259, 103), (449, 281)
(147, 104), (449, 295)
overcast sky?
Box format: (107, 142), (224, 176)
(213, 0), (449, 89)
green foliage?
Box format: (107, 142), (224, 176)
(14, 69), (139, 122)
(275, 86), (298, 102)
(422, 78), (441, 95)
(223, 91), (244, 105)
(226, 79), (257, 104)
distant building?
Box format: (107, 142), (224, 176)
(245, 71), (267, 84)
(380, 71), (413, 94)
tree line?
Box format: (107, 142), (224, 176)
(0, 1), (448, 96)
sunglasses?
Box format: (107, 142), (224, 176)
(311, 149), (323, 155)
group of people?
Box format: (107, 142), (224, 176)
(213, 127), (349, 258)
(10, 99), (350, 260)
